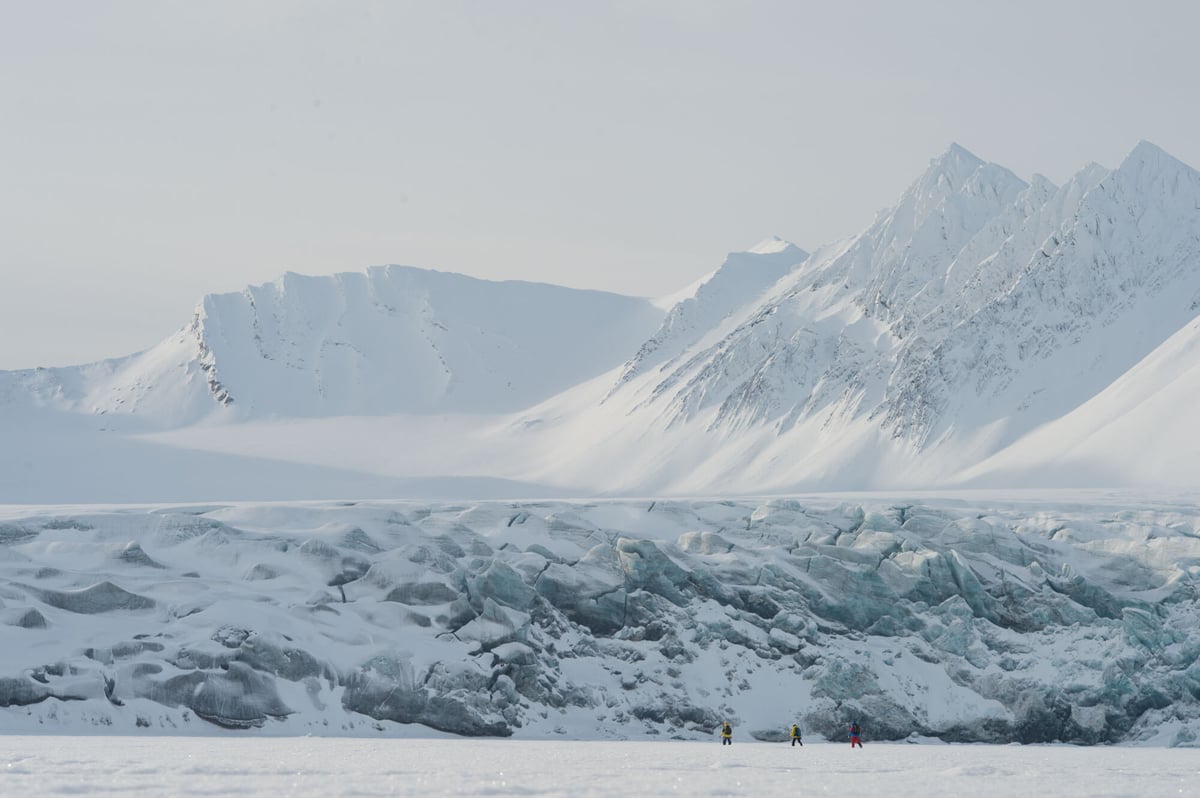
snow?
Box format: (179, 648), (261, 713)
(618, 240), (808, 390)
(959, 315), (1200, 488)
(0, 265), (663, 430)
(747, 235), (795, 254)
(3, 493), (1200, 746)
(0, 737), (1196, 797)
(6, 126), (1200, 791)
(3, 141), (1200, 500)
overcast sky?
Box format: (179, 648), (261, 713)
(3, 0), (1199, 369)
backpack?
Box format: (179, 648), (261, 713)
(850, 722), (860, 735)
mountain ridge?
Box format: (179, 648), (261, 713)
(3, 140), (1199, 501)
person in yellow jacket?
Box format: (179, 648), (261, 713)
(790, 724), (803, 746)
(720, 721), (732, 745)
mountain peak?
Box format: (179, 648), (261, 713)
(927, 142), (985, 177)
(746, 236), (802, 255)
(1119, 139), (1189, 174)
(902, 143), (1021, 205)
(1101, 141), (1199, 205)
(944, 141), (980, 159)
(1029, 173), (1058, 192)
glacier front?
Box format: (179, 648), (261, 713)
(2, 495), (1198, 746)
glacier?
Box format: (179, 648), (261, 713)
(3, 495), (1199, 746)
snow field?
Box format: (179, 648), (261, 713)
(1, 737), (1197, 797)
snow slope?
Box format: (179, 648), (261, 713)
(959, 314), (1200, 488)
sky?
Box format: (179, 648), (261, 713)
(2, 0), (1199, 370)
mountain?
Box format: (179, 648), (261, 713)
(610, 237), (808, 394)
(197, 267), (665, 418)
(3, 141), (1200, 501)
(589, 144), (1034, 443)
(887, 140), (1200, 452)
(0, 267), (662, 502)
(514, 140), (1200, 494)
(0, 266), (664, 428)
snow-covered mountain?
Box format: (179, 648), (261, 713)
(610, 237), (808, 394)
(503, 140), (1200, 495)
(3, 141), (1200, 501)
(196, 267), (664, 418)
(887, 141), (1200, 452)
(0, 266), (664, 428)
